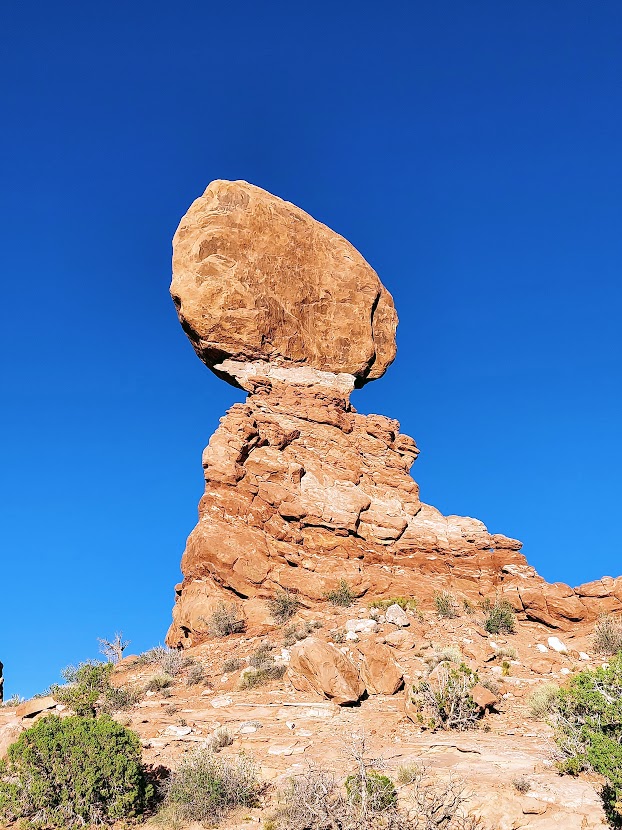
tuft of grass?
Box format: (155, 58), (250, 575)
(369, 596), (418, 612)
(206, 727), (233, 752)
(494, 646), (517, 660)
(434, 591), (459, 619)
(324, 579), (355, 607)
(239, 643), (285, 689)
(267, 590), (301, 624)
(396, 763), (420, 785)
(426, 646), (463, 669)
(239, 665), (286, 689)
(527, 681), (559, 719)
(145, 674), (173, 693)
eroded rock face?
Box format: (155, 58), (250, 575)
(171, 180), (397, 390)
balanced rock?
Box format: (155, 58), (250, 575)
(166, 181), (620, 649)
(171, 180), (397, 391)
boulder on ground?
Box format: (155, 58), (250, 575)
(385, 604), (410, 627)
(470, 684), (499, 711)
(357, 641), (404, 695)
(288, 637), (364, 705)
(16, 695), (57, 719)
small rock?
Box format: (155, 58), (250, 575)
(268, 743), (297, 756)
(385, 604), (410, 627)
(579, 652), (590, 661)
(165, 725), (192, 737)
(521, 798), (548, 815)
(470, 684), (499, 710)
(345, 619), (378, 634)
(536, 644), (548, 653)
(547, 637), (568, 653)
(560, 668), (571, 675)
(346, 631), (359, 642)
(211, 695), (233, 708)
(286, 721), (296, 729)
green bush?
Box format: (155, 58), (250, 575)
(0, 714), (152, 827)
(268, 589), (301, 623)
(161, 748), (260, 824)
(51, 661), (138, 717)
(325, 579), (355, 607)
(484, 600), (516, 634)
(345, 770), (397, 812)
(554, 653), (622, 824)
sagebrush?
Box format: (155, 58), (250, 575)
(161, 749), (260, 824)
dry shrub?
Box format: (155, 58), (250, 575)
(527, 682), (559, 719)
(207, 603), (246, 637)
(222, 657), (243, 673)
(593, 614), (622, 656)
(160, 749), (260, 824)
(409, 663), (481, 731)
(270, 760), (485, 830)
(325, 580), (355, 607)
(283, 621), (322, 646)
(268, 590), (301, 623)
(434, 591), (460, 619)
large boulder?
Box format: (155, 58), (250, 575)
(171, 180), (397, 390)
(288, 638), (364, 705)
(16, 695), (57, 719)
(357, 641), (404, 695)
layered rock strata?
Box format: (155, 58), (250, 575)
(166, 379), (620, 646)
(166, 180), (621, 647)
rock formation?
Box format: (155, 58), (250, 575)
(167, 180), (622, 648)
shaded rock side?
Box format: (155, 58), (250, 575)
(171, 180), (397, 390)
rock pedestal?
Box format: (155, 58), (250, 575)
(166, 180), (622, 647)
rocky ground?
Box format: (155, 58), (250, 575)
(1, 598), (614, 829)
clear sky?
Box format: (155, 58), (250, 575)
(1, 1), (621, 699)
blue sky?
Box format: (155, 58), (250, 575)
(1, 1), (621, 699)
